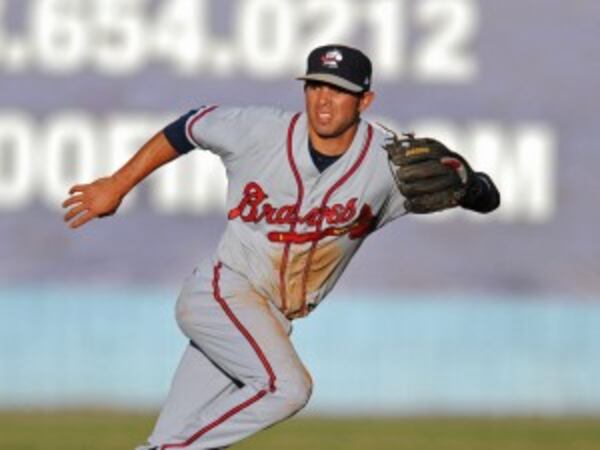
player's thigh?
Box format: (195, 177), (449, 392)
(175, 270), (310, 392)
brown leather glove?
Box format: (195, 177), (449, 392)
(383, 132), (474, 214)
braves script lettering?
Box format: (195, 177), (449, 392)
(228, 182), (375, 243)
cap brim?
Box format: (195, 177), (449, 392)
(296, 73), (364, 93)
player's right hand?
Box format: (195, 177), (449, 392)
(62, 177), (124, 229)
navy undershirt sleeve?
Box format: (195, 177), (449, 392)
(163, 109), (198, 154)
(460, 172), (501, 213)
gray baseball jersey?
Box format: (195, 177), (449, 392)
(170, 105), (406, 319)
(142, 105), (407, 450)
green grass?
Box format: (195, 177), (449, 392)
(1, 411), (600, 450)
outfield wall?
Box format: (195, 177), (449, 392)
(2, 287), (599, 415)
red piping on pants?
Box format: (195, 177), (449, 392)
(279, 112), (303, 313)
(161, 262), (276, 449)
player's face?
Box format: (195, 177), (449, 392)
(304, 81), (374, 142)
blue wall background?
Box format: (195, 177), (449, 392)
(2, 287), (598, 414)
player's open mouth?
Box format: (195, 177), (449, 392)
(317, 111), (332, 122)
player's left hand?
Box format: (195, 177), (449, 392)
(383, 132), (475, 214)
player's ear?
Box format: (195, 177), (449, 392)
(358, 91), (375, 113)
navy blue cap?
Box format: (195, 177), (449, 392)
(297, 44), (372, 93)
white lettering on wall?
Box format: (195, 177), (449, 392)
(0, 112), (557, 224)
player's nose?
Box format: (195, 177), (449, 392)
(316, 87), (333, 105)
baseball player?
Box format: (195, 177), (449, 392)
(62, 44), (499, 450)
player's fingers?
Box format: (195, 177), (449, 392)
(69, 210), (96, 229)
(63, 204), (88, 222)
(68, 184), (88, 195)
(62, 194), (84, 208)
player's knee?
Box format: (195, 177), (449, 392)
(273, 368), (313, 417)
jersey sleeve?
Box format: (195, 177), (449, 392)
(163, 105), (288, 163)
(163, 109), (200, 154)
(374, 181), (407, 229)
(369, 132), (408, 229)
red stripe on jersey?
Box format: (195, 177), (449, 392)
(280, 113), (303, 313)
(299, 123), (374, 315)
(160, 262), (276, 449)
(185, 105), (219, 147)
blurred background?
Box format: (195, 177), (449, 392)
(1, 0), (599, 440)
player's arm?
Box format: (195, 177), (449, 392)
(458, 172), (500, 213)
(62, 131), (179, 229)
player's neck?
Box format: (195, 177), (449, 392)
(308, 122), (360, 156)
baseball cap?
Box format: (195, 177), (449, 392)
(297, 44), (372, 93)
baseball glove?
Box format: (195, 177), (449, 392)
(381, 129), (474, 214)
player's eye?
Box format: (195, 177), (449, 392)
(305, 81), (322, 91)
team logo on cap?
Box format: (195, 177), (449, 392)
(320, 49), (343, 68)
